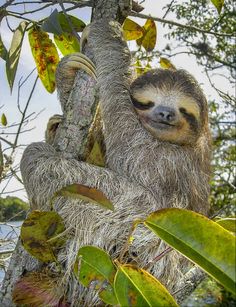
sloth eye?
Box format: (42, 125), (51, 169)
(131, 97), (154, 110)
(179, 107), (188, 114)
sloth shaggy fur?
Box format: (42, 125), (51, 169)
(20, 20), (211, 305)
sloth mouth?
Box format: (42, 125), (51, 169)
(152, 120), (175, 127)
(142, 117), (176, 130)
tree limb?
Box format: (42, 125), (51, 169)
(129, 11), (234, 38)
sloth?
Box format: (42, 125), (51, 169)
(20, 20), (211, 304)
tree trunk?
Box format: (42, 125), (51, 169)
(0, 1), (131, 306)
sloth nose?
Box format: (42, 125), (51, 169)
(155, 106), (176, 122)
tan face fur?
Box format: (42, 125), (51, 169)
(130, 69), (208, 145)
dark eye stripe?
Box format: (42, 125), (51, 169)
(131, 97), (154, 110)
(179, 108), (199, 131)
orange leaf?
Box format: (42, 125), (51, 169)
(54, 183), (114, 211)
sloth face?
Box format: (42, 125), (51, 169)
(130, 69), (208, 145)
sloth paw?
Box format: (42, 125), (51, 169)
(56, 52), (96, 82)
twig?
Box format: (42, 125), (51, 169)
(0, 0), (15, 10)
(0, 249), (15, 256)
(129, 11), (234, 38)
(0, 136), (14, 147)
(162, 0), (175, 19)
(12, 76), (38, 154)
(144, 246), (173, 269)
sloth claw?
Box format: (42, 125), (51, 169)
(57, 52), (96, 81)
(65, 52), (96, 80)
(45, 114), (63, 144)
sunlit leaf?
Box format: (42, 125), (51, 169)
(76, 246), (118, 305)
(1, 113), (7, 126)
(58, 13), (86, 33)
(28, 26), (59, 93)
(216, 218), (236, 233)
(210, 0), (224, 14)
(137, 19), (157, 51)
(0, 35), (7, 61)
(41, 9), (63, 35)
(12, 271), (68, 306)
(54, 32), (80, 56)
(54, 183), (114, 211)
(6, 21), (28, 91)
(160, 57), (176, 70)
(141, 19), (157, 51)
(86, 141), (105, 167)
(21, 210), (65, 262)
(144, 208), (236, 294)
(122, 18), (144, 41)
(114, 264), (178, 306)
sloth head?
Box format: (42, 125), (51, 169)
(130, 69), (209, 145)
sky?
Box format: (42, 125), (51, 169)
(0, 0), (232, 200)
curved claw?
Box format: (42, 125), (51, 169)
(81, 24), (91, 52)
(45, 114), (63, 145)
(66, 52), (97, 80)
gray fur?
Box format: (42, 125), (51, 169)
(20, 20), (211, 305)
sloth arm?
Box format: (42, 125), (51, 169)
(88, 21), (142, 152)
(20, 142), (150, 210)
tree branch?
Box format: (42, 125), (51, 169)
(129, 11), (234, 38)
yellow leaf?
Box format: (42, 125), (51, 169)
(54, 32), (80, 56)
(211, 0), (224, 14)
(1, 113), (7, 126)
(21, 211), (65, 262)
(28, 26), (59, 93)
(114, 264), (178, 306)
(86, 141), (105, 167)
(137, 19), (157, 52)
(160, 57), (176, 70)
(122, 18), (144, 41)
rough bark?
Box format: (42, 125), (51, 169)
(0, 1), (132, 305)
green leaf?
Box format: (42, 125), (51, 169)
(21, 210), (65, 262)
(144, 208), (236, 294)
(160, 57), (176, 70)
(0, 35), (7, 61)
(216, 218), (236, 233)
(28, 26), (59, 93)
(210, 0), (224, 14)
(137, 19), (157, 52)
(6, 21), (28, 91)
(1, 113), (7, 126)
(58, 13), (86, 33)
(86, 141), (105, 167)
(114, 264), (178, 307)
(54, 183), (114, 211)
(54, 33), (80, 56)
(76, 246), (118, 305)
(122, 18), (144, 41)
(41, 9), (63, 35)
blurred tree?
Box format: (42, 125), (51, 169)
(0, 196), (29, 221)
